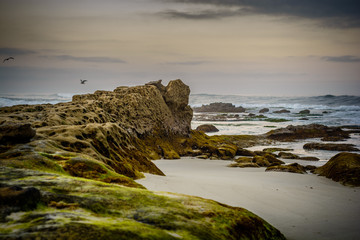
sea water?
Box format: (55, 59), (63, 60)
(1, 93), (359, 162)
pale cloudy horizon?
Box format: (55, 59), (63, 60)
(1, 0), (360, 96)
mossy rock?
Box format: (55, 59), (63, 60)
(314, 152), (360, 186)
(266, 163), (307, 174)
(0, 167), (286, 240)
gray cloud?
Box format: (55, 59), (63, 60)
(41, 55), (127, 63)
(163, 0), (360, 27)
(165, 60), (211, 65)
(0, 47), (37, 56)
(160, 9), (244, 20)
(322, 55), (360, 62)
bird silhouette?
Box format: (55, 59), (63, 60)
(80, 79), (87, 84)
(3, 57), (14, 63)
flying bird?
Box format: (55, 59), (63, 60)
(3, 57), (14, 63)
(80, 79), (87, 84)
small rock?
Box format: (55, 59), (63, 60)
(299, 109), (310, 114)
(196, 124), (219, 133)
(259, 108), (269, 113)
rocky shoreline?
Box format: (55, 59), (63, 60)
(1, 79), (359, 239)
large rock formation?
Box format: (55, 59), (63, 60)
(0, 80), (193, 181)
(314, 152), (360, 186)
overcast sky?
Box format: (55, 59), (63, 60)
(0, 0), (359, 95)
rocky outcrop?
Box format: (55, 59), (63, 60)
(314, 152), (360, 186)
(0, 80), (195, 181)
(196, 124), (219, 133)
(303, 143), (359, 151)
(266, 124), (350, 141)
(193, 102), (245, 113)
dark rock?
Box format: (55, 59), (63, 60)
(0, 123), (36, 144)
(314, 152), (360, 186)
(193, 102), (245, 113)
(266, 163), (307, 174)
(266, 124), (350, 141)
(303, 143), (359, 151)
(273, 109), (290, 114)
(299, 118), (309, 120)
(0, 185), (41, 210)
(299, 109), (310, 114)
(236, 148), (256, 156)
(305, 165), (317, 171)
(259, 108), (269, 113)
(196, 124), (219, 133)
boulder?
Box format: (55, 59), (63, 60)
(314, 152), (360, 186)
(259, 108), (269, 113)
(193, 102), (245, 113)
(303, 143), (359, 151)
(266, 124), (350, 141)
(196, 124), (219, 133)
(266, 163), (307, 174)
(0, 123), (36, 144)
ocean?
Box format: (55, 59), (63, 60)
(1, 93), (359, 163)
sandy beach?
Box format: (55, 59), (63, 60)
(137, 158), (360, 240)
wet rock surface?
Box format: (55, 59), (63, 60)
(314, 152), (360, 186)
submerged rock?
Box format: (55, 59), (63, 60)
(314, 152), (360, 186)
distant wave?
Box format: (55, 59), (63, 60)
(0, 93), (74, 107)
(190, 94), (360, 108)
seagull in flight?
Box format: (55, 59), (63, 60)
(3, 57), (14, 63)
(80, 79), (87, 84)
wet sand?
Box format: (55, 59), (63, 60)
(137, 158), (360, 240)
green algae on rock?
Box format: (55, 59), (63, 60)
(314, 152), (360, 186)
(0, 166), (286, 240)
